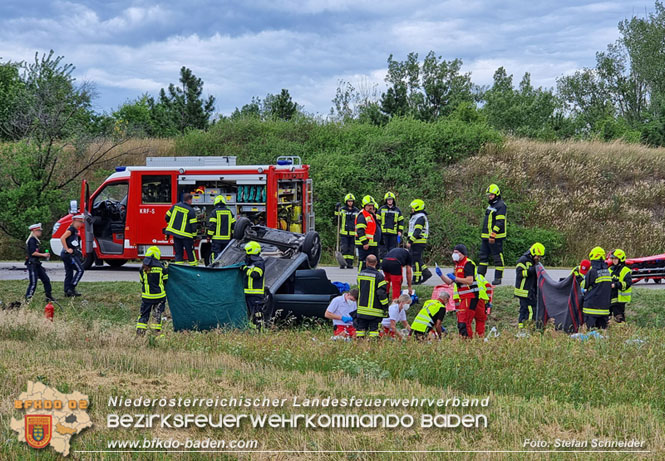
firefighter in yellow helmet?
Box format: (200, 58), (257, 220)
(137, 246), (168, 337)
(378, 192), (404, 261)
(242, 241), (267, 328)
(583, 246), (613, 330)
(355, 195), (381, 272)
(407, 199), (431, 284)
(514, 242), (544, 329)
(478, 184), (507, 285)
(207, 195), (236, 262)
(609, 249), (632, 323)
(335, 193), (359, 269)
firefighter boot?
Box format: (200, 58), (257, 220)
(492, 269), (503, 286)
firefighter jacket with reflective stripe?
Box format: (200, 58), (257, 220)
(165, 202), (198, 238)
(514, 252), (537, 299)
(242, 255), (265, 295)
(482, 197), (507, 239)
(378, 205), (404, 235)
(455, 258), (478, 300)
(411, 299), (445, 333)
(336, 205), (359, 236)
(139, 258), (168, 301)
(610, 263), (632, 304)
(583, 260), (612, 315)
(571, 267), (586, 289)
(407, 211), (429, 244)
(207, 205), (235, 240)
(356, 267), (389, 319)
(355, 210), (380, 246)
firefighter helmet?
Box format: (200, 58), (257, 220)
(245, 241), (261, 255)
(361, 195), (376, 207)
(486, 184), (501, 196)
(611, 249), (626, 262)
(529, 242), (545, 257)
(410, 199), (425, 212)
(145, 246), (161, 260)
(384, 191), (396, 202)
(589, 246), (606, 261)
(344, 193), (355, 202)
(214, 195), (226, 205)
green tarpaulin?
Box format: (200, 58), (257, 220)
(165, 264), (248, 331)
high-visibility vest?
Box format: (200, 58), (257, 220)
(355, 210), (378, 246)
(411, 299), (444, 333)
(610, 265), (632, 304)
(455, 258), (478, 300)
(407, 212), (429, 244)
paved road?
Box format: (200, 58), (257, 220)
(2, 261), (661, 289)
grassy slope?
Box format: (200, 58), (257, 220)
(1, 280), (664, 460)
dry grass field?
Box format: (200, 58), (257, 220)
(0, 280), (664, 460)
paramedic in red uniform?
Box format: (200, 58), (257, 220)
(439, 244), (479, 338)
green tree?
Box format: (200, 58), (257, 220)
(380, 51), (474, 121)
(264, 89), (299, 120)
(112, 94), (155, 136)
(151, 67), (216, 134)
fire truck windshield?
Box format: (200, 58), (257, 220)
(93, 182), (128, 207)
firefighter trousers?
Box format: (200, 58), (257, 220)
(174, 237), (196, 265)
(379, 234), (398, 261)
(25, 262), (52, 300)
(357, 245), (379, 272)
(518, 297), (535, 328)
(353, 317), (381, 338)
(478, 238), (504, 281)
(210, 239), (230, 262)
(409, 243), (431, 284)
(340, 235), (355, 268)
(137, 299), (166, 333)
(584, 314), (608, 330)
(61, 252), (84, 293)
(610, 303), (626, 323)
(246, 294), (266, 329)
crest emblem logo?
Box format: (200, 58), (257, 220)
(25, 415), (52, 449)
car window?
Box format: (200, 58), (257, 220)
(142, 175), (172, 204)
(93, 182), (129, 207)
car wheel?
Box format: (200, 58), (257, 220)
(655, 278), (662, 284)
(302, 231), (321, 269)
(106, 259), (128, 268)
(233, 218), (252, 240)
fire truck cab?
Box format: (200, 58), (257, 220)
(50, 156), (314, 268)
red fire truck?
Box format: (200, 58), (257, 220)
(50, 156), (314, 268)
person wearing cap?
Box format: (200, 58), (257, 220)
(439, 244), (479, 337)
(407, 199), (431, 284)
(378, 192), (404, 261)
(242, 241), (266, 328)
(478, 184), (507, 285)
(410, 291), (449, 339)
(571, 259), (591, 288)
(609, 249), (632, 324)
(335, 194), (359, 269)
(165, 193), (198, 266)
(136, 246), (168, 336)
(207, 195), (236, 262)
(24, 223), (53, 302)
(513, 243), (545, 329)
(60, 214), (85, 297)
(355, 195), (381, 272)
(583, 246), (613, 329)
(325, 288), (359, 338)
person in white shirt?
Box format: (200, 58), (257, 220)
(325, 289), (359, 338)
(381, 294), (412, 338)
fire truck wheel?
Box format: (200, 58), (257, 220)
(82, 253), (95, 270)
(302, 231), (322, 269)
(234, 218), (252, 240)
(655, 278), (662, 284)
(106, 259), (128, 268)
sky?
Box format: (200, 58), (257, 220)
(0, 1), (656, 116)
